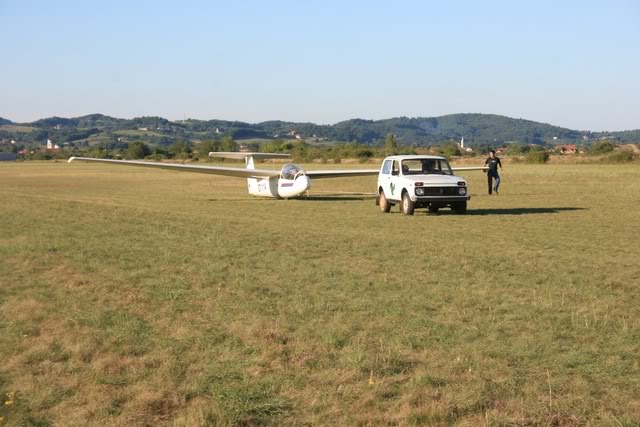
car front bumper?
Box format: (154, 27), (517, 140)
(412, 195), (470, 204)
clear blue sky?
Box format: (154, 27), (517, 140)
(1, 0), (638, 131)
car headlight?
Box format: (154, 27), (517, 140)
(458, 187), (467, 195)
(415, 187), (424, 196)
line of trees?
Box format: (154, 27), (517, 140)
(82, 135), (240, 161)
(14, 132), (637, 163)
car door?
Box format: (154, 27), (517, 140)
(378, 159), (391, 197)
(383, 160), (400, 201)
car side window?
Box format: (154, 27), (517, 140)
(381, 160), (392, 175)
(391, 161), (399, 176)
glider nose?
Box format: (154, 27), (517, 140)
(291, 174), (310, 197)
(277, 174), (311, 198)
(298, 175), (311, 193)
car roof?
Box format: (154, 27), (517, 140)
(385, 155), (447, 161)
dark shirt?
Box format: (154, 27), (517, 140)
(484, 156), (502, 172)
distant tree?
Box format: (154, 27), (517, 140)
(525, 151), (550, 164)
(0, 143), (18, 154)
(126, 141), (150, 159)
(262, 140), (293, 153)
(155, 136), (176, 146)
(221, 135), (237, 152)
(261, 140), (278, 153)
(244, 142), (260, 152)
(438, 141), (461, 158)
(398, 145), (417, 155)
(477, 144), (494, 154)
(606, 150), (635, 163)
(196, 140), (220, 160)
(87, 146), (111, 159)
(351, 141), (374, 162)
(589, 141), (615, 155)
(290, 141), (307, 162)
(384, 133), (398, 156)
(30, 151), (55, 160)
(507, 143), (530, 155)
(112, 148), (126, 159)
(147, 146), (169, 161)
(169, 140), (192, 159)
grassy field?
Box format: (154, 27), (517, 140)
(219, 138), (346, 147)
(0, 125), (37, 133)
(0, 161), (639, 426)
(113, 130), (167, 138)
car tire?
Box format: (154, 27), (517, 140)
(401, 192), (415, 216)
(452, 201), (467, 214)
(379, 191), (391, 213)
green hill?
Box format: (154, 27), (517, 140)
(1, 113), (638, 147)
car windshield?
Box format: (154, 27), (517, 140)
(401, 159), (452, 175)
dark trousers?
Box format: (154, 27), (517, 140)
(487, 170), (500, 194)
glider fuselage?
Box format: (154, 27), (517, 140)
(247, 176), (311, 198)
(244, 156), (311, 198)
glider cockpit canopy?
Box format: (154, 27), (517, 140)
(280, 163), (306, 180)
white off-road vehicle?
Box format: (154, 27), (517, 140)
(376, 155), (471, 215)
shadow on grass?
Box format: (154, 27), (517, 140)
(203, 194), (376, 202)
(205, 198), (275, 202)
(300, 194), (376, 201)
(466, 207), (586, 215)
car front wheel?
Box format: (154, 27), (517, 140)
(401, 192), (415, 216)
(452, 201), (467, 214)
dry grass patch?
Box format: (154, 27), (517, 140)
(1, 162), (639, 425)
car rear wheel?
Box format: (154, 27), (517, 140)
(379, 191), (391, 213)
(401, 192), (415, 216)
(452, 201), (467, 214)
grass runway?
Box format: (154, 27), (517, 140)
(0, 161), (639, 425)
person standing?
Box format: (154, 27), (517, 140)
(484, 150), (503, 195)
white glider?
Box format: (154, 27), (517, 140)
(68, 152), (486, 199)
(68, 152), (378, 198)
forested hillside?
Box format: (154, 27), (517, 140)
(1, 113), (638, 148)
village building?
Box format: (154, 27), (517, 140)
(46, 139), (60, 150)
(557, 144), (577, 154)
